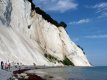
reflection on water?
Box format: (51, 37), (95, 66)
(37, 66), (107, 80)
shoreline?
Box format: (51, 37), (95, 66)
(1, 65), (92, 80)
(9, 65), (66, 80)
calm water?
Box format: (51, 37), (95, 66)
(38, 66), (107, 80)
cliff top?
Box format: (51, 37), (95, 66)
(28, 0), (67, 28)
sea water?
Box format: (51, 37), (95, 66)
(38, 66), (107, 80)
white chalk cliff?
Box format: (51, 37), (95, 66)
(0, 0), (91, 66)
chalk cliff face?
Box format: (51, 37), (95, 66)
(0, 0), (91, 66)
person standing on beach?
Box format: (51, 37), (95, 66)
(5, 62), (8, 70)
(33, 63), (36, 69)
(8, 63), (11, 70)
(1, 61), (4, 69)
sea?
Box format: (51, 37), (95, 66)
(38, 66), (107, 80)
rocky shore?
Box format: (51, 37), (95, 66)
(9, 69), (45, 80)
(8, 66), (64, 80)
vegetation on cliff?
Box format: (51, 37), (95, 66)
(28, 0), (67, 28)
(44, 53), (74, 66)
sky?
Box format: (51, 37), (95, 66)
(33, 0), (107, 66)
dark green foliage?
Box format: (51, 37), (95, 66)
(83, 51), (86, 55)
(77, 45), (85, 54)
(44, 54), (58, 62)
(35, 7), (59, 27)
(35, 7), (67, 28)
(44, 53), (74, 66)
(28, 0), (32, 3)
(28, 25), (31, 29)
(44, 53), (48, 58)
(77, 45), (83, 50)
(59, 22), (67, 28)
(89, 62), (93, 66)
(62, 56), (74, 66)
(28, 0), (35, 10)
(27, 0), (67, 28)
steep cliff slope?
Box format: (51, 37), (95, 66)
(0, 0), (91, 66)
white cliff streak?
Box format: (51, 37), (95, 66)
(0, 0), (91, 66)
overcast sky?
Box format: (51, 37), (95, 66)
(33, 0), (107, 66)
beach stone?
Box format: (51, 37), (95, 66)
(20, 73), (27, 76)
(24, 75), (29, 79)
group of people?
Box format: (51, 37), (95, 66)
(1, 61), (37, 71)
(1, 61), (11, 70)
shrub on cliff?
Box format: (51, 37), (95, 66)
(28, 1), (67, 28)
(44, 53), (57, 62)
(77, 45), (85, 54)
(62, 56), (74, 66)
(28, 0), (35, 10)
(35, 7), (59, 27)
(59, 22), (67, 28)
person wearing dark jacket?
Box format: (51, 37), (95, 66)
(1, 61), (4, 69)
